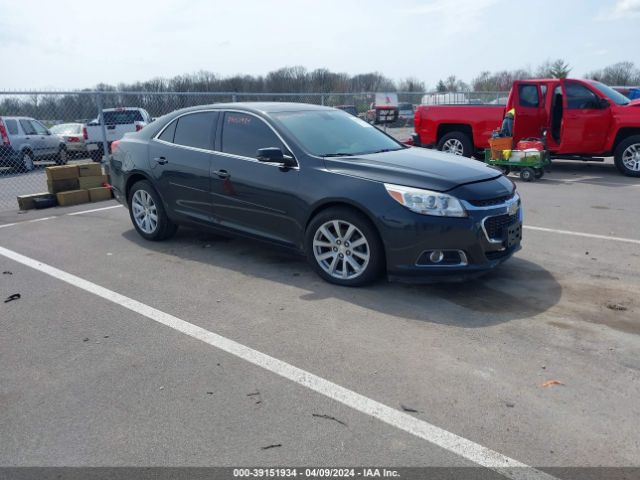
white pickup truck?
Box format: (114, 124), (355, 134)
(85, 107), (152, 160)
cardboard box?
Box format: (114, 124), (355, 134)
(17, 192), (57, 211)
(88, 187), (112, 202)
(78, 163), (103, 177)
(78, 175), (109, 190)
(47, 178), (79, 194)
(46, 165), (79, 181)
(56, 189), (89, 207)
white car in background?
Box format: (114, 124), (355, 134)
(85, 107), (151, 161)
(50, 123), (89, 158)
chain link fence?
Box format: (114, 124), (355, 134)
(0, 90), (508, 212)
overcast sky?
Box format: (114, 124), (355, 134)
(0, 0), (638, 91)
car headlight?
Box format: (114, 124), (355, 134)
(384, 183), (467, 217)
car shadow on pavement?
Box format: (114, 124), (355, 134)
(122, 227), (562, 327)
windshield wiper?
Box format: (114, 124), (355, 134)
(320, 153), (355, 157)
(365, 148), (403, 154)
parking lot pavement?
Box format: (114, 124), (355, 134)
(0, 167), (639, 476)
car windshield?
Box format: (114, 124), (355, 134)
(590, 81), (630, 106)
(271, 110), (404, 157)
(50, 123), (81, 134)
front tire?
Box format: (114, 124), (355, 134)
(305, 207), (384, 286)
(437, 131), (473, 157)
(127, 180), (178, 241)
(20, 151), (35, 172)
(614, 135), (640, 177)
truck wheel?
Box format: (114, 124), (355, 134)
(437, 132), (473, 157)
(614, 135), (640, 177)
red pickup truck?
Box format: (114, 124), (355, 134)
(412, 78), (640, 176)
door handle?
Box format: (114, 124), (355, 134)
(213, 169), (230, 179)
(153, 156), (168, 165)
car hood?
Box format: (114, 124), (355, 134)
(323, 147), (502, 192)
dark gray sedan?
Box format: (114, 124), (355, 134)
(109, 103), (522, 286)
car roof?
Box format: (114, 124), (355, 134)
(172, 102), (335, 115)
(0, 116), (34, 120)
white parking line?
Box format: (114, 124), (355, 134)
(27, 216), (56, 223)
(0, 222), (17, 229)
(0, 244), (557, 480)
(524, 225), (640, 245)
(67, 205), (123, 216)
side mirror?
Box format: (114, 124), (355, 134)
(256, 147), (296, 167)
(599, 98), (610, 109)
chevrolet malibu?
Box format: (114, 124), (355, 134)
(109, 103), (522, 286)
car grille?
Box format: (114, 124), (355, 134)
(467, 192), (515, 207)
(484, 213), (518, 240)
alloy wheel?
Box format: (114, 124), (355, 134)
(132, 189), (158, 234)
(313, 220), (370, 280)
(442, 138), (464, 156)
(622, 143), (640, 172)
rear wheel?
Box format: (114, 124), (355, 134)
(56, 146), (68, 165)
(305, 207), (384, 286)
(534, 168), (544, 179)
(127, 180), (178, 241)
(437, 132), (473, 157)
(614, 135), (640, 177)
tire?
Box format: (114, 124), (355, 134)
(127, 180), (178, 241)
(500, 166), (511, 175)
(56, 146), (68, 165)
(614, 135), (640, 177)
(90, 145), (104, 162)
(437, 131), (473, 157)
(534, 168), (544, 179)
(19, 151), (35, 172)
(520, 167), (535, 182)
(305, 207), (384, 287)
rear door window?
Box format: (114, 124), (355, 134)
(30, 120), (49, 135)
(172, 112), (218, 150)
(221, 112), (285, 159)
(518, 85), (539, 107)
(4, 119), (18, 135)
(158, 120), (177, 143)
(19, 120), (36, 135)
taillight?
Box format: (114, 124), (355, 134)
(413, 110), (421, 130)
(0, 118), (10, 146)
(111, 140), (121, 153)
(83, 126), (88, 140)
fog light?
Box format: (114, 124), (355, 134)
(429, 250), (444, 263)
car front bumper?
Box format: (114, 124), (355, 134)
(380, 193), (523, 282)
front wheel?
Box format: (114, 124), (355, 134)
(305, 207), (384, 286)
(127, 180), (178, 241)
(20, 151), (35, 172)
(437, 132), (473, 157)
(614, 135), (640, 177)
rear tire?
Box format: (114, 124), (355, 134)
(614, 135), (640, 177)
(127, 180), (178, 241)
(437, 132), (473, 157)
(305, 207), (384, 287)
(56, 146), (68, 165)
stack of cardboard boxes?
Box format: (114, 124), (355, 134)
(17, 163), (112, 210)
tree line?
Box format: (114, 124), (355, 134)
(1, 61), (638, 121)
